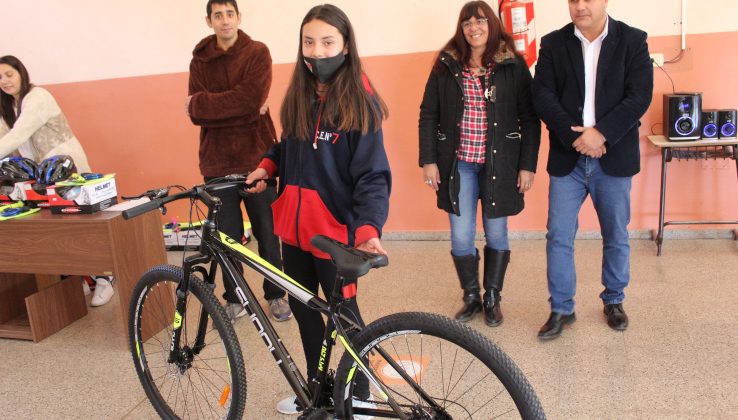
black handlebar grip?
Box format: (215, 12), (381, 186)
(121, 199), (162, 220)
(243, 178), (277, 189)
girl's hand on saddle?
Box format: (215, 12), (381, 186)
(356, 237), (387, 255)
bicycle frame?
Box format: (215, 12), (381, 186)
(168, 223), (401, 415)
(124, 181), (433, 418)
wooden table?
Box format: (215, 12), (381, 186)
(0, 210), (166, 342)
(647, 135), (738, 255)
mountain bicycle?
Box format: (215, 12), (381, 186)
(122, 176), (545, 419)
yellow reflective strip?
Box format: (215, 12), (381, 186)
(218, 232), (310, 293)
(173, 312), (182, 329)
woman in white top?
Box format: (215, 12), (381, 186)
(0, 55), (113, 306)
(0, 55), (90, 172)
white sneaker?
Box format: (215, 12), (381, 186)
(225, 303), (247, 322)
(351, 396), (376, 420)
(276, 395), (302, 415)
(82, 279), (91, 296)
(90, 276), (114, 306)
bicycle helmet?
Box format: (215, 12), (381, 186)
(36, 155), (76, 185)
(0, 157), (38, 182)
(53, 185), (82, 201)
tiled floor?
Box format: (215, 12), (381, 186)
(1, 238), (737, 419)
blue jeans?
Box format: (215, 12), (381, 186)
(450, 160), (509, 257)
(546, 156), (632, 314)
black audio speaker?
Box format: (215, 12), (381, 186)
(663, 93), (702, 141)
(701, 110), (719, 139)
(718, 109), (737, 139)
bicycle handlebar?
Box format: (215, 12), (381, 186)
(121, 177), (277, 220)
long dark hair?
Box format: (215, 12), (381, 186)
(280, 4), (388, 140)
(0, 55), (33, 129)
(434, 1), (518, 72)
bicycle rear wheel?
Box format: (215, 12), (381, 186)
(128, 265), (246, 419)
(334, 312), (545, 419)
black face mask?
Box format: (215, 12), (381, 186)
(303, 53), (346, 84)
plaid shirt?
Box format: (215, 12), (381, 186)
(458, 67), (490, 163)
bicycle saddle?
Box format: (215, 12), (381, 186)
(310, 235), (388, 278)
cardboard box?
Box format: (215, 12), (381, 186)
(47, 175), (118, 214)
(0, 182), (14, 204)
(162, 221), (203, 250)
(162, 228), (178, 248)
(10, 180), (50, 208)
(163, 220), (251, 250)
(49, 197), (118, 214)
(177, 229), (203, 248)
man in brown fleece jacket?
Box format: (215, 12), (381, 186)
(187, 0), (291, 322)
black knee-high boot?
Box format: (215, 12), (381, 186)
(483, 247), (510, 327)
(452, 250), (481, 322)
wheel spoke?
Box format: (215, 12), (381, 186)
(336, 313), (543, 419)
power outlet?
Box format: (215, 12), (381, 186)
(650, 53), (664, 67)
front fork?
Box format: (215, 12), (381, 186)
(167, 254), (213, 364)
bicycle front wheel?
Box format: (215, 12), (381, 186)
(128, 265), (246, 419)
(334, 312), (545, 419)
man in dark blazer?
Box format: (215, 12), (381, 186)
(533, 0), (653, 340)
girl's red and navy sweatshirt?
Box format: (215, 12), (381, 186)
(258, 99), (391, 259)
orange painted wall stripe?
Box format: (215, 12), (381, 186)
(44, 31), (738, 232)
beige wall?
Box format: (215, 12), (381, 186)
(4, 0), (738, 84)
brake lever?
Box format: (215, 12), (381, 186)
(121, 187), (169, 201)
(149, 187), (169, 199)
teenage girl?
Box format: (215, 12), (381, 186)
(246, 4), (391, 415)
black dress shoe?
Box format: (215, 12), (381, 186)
(537, 312), (576, 340)
(604, 303), (628, 331)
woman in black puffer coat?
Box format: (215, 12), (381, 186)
(418, 0), (540, 326)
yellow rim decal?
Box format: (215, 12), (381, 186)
(173, 312), (182, 329)
(218, 232), (310, 293)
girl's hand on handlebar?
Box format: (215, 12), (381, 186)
(245, 168), (269, 193)
(356, 237), (387, 255)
